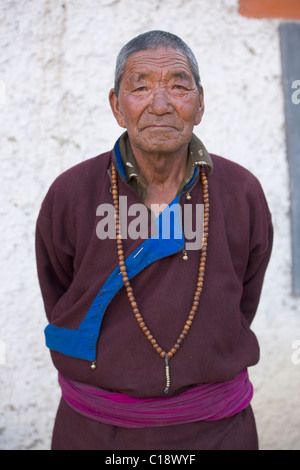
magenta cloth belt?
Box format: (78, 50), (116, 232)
(58, 369), (253, 428)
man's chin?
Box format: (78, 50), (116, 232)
(134, 129), (190, 154)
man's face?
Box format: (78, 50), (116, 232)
(109, 47), (204, 155)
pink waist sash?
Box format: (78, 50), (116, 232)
(58, 369), (253, 428)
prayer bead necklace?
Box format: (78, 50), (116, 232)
(110, 162), (209, 394)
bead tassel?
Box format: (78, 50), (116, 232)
(164, 354), (171, 394)
(111, 163), (209, 393)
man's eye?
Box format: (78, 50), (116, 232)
(173, 85), (186, 90)
(134, 86), (147, 92)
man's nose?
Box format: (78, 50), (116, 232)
(148, 87), (172, 115)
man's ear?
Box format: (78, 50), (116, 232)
(109, 89), (126, 128)
(194, 87), (205, 125)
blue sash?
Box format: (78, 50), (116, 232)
(45, 138), (198, 361)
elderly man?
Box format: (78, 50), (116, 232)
(35, 30), (273, 450)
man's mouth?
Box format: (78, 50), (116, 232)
(143, 124), (178, 130)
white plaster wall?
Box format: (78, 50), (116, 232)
(0, 0), (299, 450)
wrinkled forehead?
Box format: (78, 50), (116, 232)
(122, 47), (195, 82)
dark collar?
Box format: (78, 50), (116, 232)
(114, 131), (213, 200)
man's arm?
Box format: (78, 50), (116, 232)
(35, 211), (74, 321)
(240, 181), (273, 325)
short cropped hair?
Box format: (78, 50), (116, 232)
(114, 30), (202, 96)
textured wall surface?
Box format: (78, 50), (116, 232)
(0, 0), (299, 450)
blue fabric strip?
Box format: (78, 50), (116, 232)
(45, 141), (199, 362)
(113, 137), (127, 181)
(45, 197), (185, 361)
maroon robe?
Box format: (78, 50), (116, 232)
(35, 146), (273, 450)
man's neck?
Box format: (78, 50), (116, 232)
(131, 144), (189, 207)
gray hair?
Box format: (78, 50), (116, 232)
(114, 30), (202, 96)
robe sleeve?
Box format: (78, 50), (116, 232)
(35, 200), (74, 322)
(240, 179), (273, 325)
